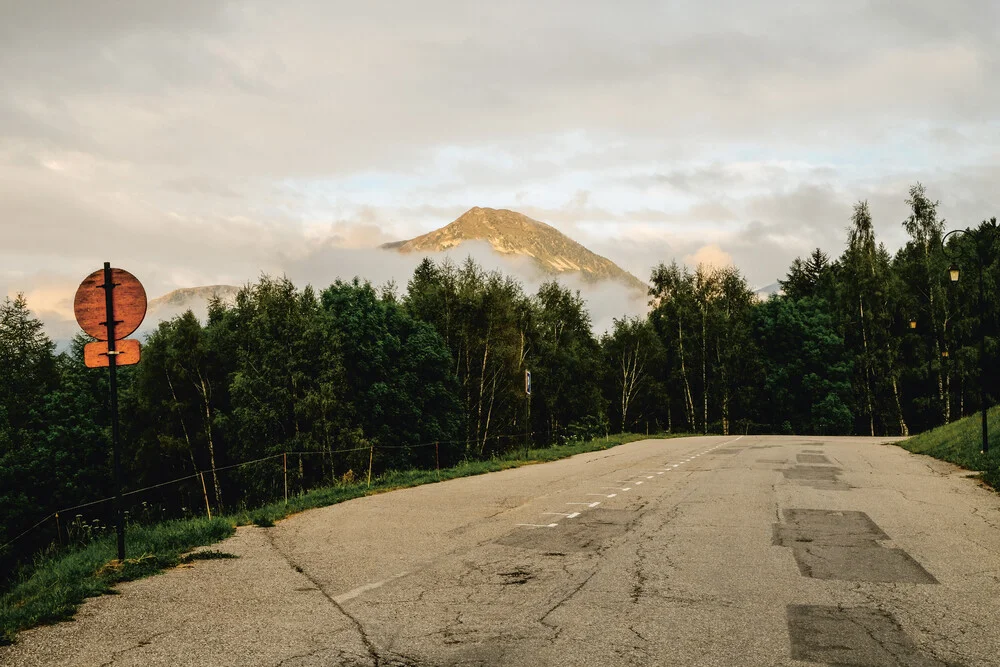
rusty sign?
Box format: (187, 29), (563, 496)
(84, 338), (141, 368)
(74, 268), (147, 341)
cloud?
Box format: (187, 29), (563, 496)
(684, 245), (734, 271)
(1, 0), (997, 337)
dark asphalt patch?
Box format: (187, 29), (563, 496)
(782, 464), (850, 490)
(499, 569), (534, 585)
(796, 453), (832, 464)
(773, 509), (937, 584)
(787, 605), (961, 666)
(497, 509), (632, 553)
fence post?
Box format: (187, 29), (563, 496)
(283, 453), (288, 504)
(54, 512), (63, 547)
(435, 441), (440, 481)
(367, 442), (374, 488)
(199, 472), (212, 520)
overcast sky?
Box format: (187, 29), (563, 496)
(2, 0), (998, 336)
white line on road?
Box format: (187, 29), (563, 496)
(567, 502), (601, 508)
(542, 511), (581, 518)
(516, 523), (559, 528)
(334, 571), (411, 604)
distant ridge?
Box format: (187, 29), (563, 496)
(382, 207), (646, 292)
(142, 285), (240, 331)
(147, 285), (240, 313)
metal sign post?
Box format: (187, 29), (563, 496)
(74, 263), (146, 562)
(524, 370), (531, 458)
(103, 264), (125, 561)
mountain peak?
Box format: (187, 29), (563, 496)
(384, 208), (646, 292)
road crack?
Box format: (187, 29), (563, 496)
(539, 570), (596, 628)
(263, 529), (383, 666)
(98, 630), (171, 666)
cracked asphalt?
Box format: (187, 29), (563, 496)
(2, 435), (1000, 666)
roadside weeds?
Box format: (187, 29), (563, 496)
(893, 405), (999, 491)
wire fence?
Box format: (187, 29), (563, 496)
(0, 428), (564, 557)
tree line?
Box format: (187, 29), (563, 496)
(1, 182), (997, 579)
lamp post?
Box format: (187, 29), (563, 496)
(942, 219), (998, 455)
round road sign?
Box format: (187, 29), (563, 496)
(74, 268), (147, 341)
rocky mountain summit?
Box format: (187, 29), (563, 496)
(383, 207), (647, 292)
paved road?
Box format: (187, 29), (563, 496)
(3, 435), (1000, 666)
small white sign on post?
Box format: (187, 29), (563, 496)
(525, 370), (531, 396)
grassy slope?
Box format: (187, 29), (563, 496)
(895, 405), (1000, 490)
(0, 431), (682, 644)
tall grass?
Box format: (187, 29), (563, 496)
(1, 431), (678, 644)
(895, 405), (1000, 489)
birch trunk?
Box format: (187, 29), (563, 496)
(859, 297), (875, 437)
(717, 339), (729, 436)
(476, 325), (491, 453)
(891, 375), (908, 436)
(195, 369), (223, 509)
(677, 319), (696, 430)
(166, 370), (198, 475)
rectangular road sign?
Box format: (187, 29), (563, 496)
(84, 338), (141, 368)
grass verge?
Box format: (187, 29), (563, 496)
(1, 431), (680, 644)
(894, 405), (1000, 490)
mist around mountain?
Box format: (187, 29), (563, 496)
(140, 285), (240, 336)
(753, 282), (783, 301)
(383, 207), (648, 293)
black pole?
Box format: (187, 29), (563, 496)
(979, 260), (989, 455)
(102, 262), (125, 561)
(524, 395), (529, 458)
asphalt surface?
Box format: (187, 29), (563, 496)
(3, 435), (1000, 666)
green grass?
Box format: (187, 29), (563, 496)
(895, 405), (1000, 490)
(0, 431), (680, 644)
(0, 518), (235, 644)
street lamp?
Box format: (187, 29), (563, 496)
(942, 219), (998, 455)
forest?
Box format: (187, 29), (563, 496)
(1, 183), (998, 581)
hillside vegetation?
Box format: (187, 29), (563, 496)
(897, 406), (1000, 489)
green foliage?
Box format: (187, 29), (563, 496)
(532, 281), (604, 439)
(0, 517), (234, 644)
(897, 406), (1000, 489)
(780, 248), (833, 301)
(753, 296), (853, 435)
(320, 279), (462, 470)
